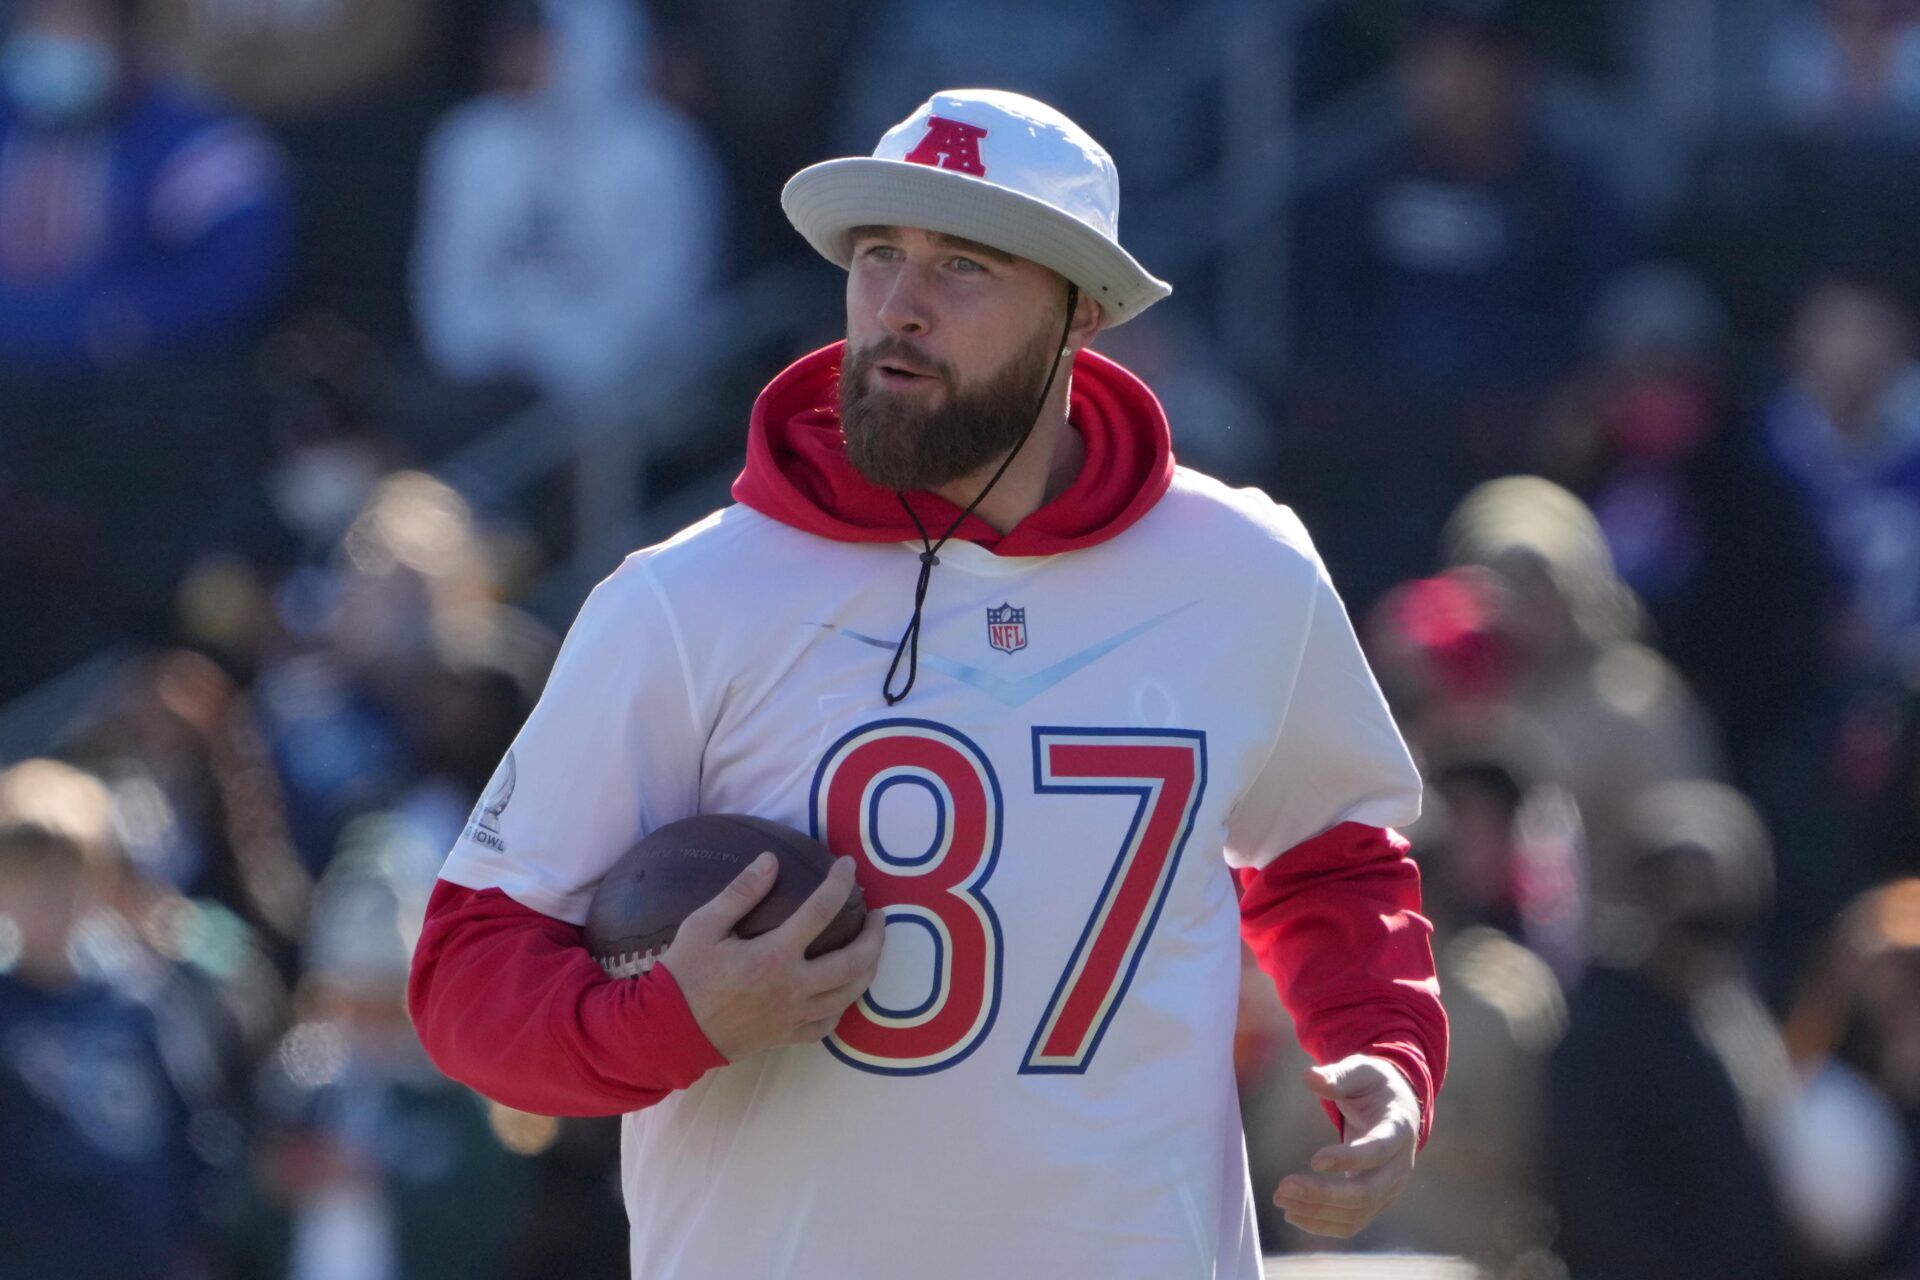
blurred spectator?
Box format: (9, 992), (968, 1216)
(1537, 264), (1834, 784)
(1765, 276), (1920, 685)
(646, 0), (852, 277)
(0, 0), (291, 370)
(1547, 780), (1791, 1280)
(250, 471), (477, 872)
(255, 317), (413, 564)
(1290, 0), (1638, 412)
(65, 648), (313, 949)
(411, 0), (724, 400)
(1756, 278), (1920, 925)
(1364, 571), (1595, 976)
(1441, 477), (1723, 924)
(1370, 566), (1526, 747)
(1377, 751), (1572, 1269)
(1425, 747), (1587, 983)
(1242, 748), (1569, 1266)
(245, 311), (536, 559)
(237, 817), (531, 1280)
(0, 759), (216, 1279)
(1279, 0), (1640, 609)
(249, 469), (552, 880)
(1770, 0), (1920, 136)
(1778, 878), (1920, 1278)
(1292, 0), (1624, 110)
(146, 0), (432, 121)
(1533, 265), (1851, 989)
(1673, 0), (1920, 344)
(150, 0), (458, 343)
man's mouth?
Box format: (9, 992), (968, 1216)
(873, 361), (937, 387)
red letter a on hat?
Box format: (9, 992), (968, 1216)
(904, 116), (989, 176)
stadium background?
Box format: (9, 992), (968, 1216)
(1, 0), (1917, 1276)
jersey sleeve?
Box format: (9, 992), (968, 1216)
(1224, 550), (1422, 870)
(408, 880), (725, 1115)
(1226, 544), (1444, 1146)
(437, 552), (703, 921)
(411, 553), (724, 1116)
(1235, 827), (1446, 1148)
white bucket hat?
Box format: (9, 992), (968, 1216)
(782, 88), (1171, 325)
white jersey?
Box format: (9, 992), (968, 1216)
(439, 467), (1421, 1278)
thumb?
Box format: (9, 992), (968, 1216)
(1302, 1059), (1375, 1101)
(682, 851), (779, 938)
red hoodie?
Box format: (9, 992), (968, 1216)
(408, 342), (1446, 1144)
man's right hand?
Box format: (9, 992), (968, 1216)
(662, 852), (887, 1062)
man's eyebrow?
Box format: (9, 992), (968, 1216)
(927, 232), (1017, 265)
(846, 225), (1018, 266)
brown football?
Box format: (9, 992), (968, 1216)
(584, 814), (866, 979)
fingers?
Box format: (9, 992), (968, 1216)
(795, 1015), (842, 1043)
(804, 976), (871, 1023)
(1275, 1170), (1379, 1213)
(1273, 1162), (1407, 1239)
(767, 856), (859, 952)
(1302, 1058), (1384, 1101)
(1280, 1209), (1366, 1239)
(799, 911), (887, 1029)
(800, 907), (887, 994)
(1310, 1122), (1410, 1174)
(680, 851), (779, 937)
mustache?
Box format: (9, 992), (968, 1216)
(844, 337), (955, 385)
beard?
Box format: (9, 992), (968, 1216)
(839, 324), (1059, 493)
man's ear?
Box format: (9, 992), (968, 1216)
(1066, 289), (1104, 354)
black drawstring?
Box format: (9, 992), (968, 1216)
(883, 282), (1080, 704)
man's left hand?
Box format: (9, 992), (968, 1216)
(1272, 1054), (1419, 1238)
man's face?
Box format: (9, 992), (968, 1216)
(1401, 27), (1526, 153)
(1792, 283), (1914, 429)
(2, 0), (125, 125)
(485, 25), (553, 98)
(841, 225), (1072, 492)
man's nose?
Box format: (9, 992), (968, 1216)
(876, 269), (933, 336)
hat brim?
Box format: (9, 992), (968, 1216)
(782, 157), (1171, 326)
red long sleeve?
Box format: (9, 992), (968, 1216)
(407, 879), (727, 1116)
(1237, 822), (1448, 1148)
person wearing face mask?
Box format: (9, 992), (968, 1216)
(1545, 780), (1793, 1280)
(0, 0), (291, 371)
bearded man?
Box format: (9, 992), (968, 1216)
(409, 89), (1448, 1277)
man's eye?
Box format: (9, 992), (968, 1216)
(950, 257), (985, 273)
(860, 244), (900, 261)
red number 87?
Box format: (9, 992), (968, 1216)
(810, 719), (1207, 1077)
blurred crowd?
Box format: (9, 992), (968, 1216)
(2, 0), (1919, 1278)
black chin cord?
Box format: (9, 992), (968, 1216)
(882, 282), (1080, 705)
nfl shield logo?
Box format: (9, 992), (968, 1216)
(986, 603), (1027, 654)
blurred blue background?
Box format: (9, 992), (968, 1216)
(0, 1), (1917, 1277)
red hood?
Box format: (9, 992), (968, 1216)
(731, 341), (1174, 555)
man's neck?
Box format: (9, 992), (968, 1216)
(932, 375), (1080, 536)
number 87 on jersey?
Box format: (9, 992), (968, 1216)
(809, 718), (1207, 1077)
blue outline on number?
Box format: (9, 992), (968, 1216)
(1018, 726), (1209, 1076)
(809, 717), (1005, 1077)
(857, 913), (943, 1020)
(864, 773), (947, 868)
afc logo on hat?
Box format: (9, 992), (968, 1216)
(904, 115), (989, 177)
(986, 602), (1026, 654)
